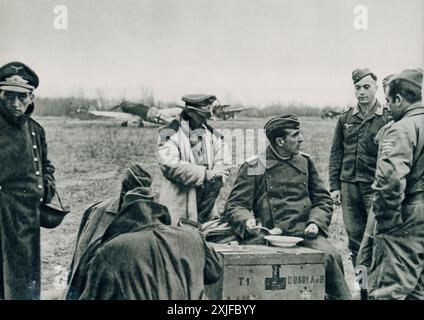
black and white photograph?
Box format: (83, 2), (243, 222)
(0, 0), (423, 306)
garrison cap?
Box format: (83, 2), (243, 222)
(182, 94), (217, 115)
(389, 68), (423, 90)
(0, 61), (39, 93)
(382, 74), (394, 90)
(264, 114), (300, 140)
(352, 68), (377, 84)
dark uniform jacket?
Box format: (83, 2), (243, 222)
(224, 147), (333, 239)
(0, 108), (55, 299)
(329, 100), (390, 191)
(67, 192), (223, 300)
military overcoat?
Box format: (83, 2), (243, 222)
(224, 147), (333, 238)
(0, 110), (55, 299)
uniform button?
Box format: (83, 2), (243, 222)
(273, 208), (277, 212)
(31, 132), (36, 136)
(38, 184), (43, 190)
(35, 171), (40, 176)
(270, 186), (273, 190)
(40, 198), (43, 203)
(33, 145), (37, 149)
(0, 186), (2, 190)
(34, 157), (38, 162)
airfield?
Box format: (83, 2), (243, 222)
(37, 115), (356, 295)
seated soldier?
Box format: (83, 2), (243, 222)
(68, 164), (153, 280)
(66, 169), (223, 300)
(223, 115), (351, 300)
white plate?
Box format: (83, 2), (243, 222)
(264, 235), (304, 247)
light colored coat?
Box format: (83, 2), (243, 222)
(157, 120), (230, 225)
(357, 103), (424, 299)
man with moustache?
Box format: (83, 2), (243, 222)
(0, 62), (56, 299)
(329, 68), (390, 267)
(224, 115), (351, 300)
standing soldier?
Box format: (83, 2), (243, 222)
(356, 73), (396, 269)
(364, 68), (424, 299)
(157, 94), (230, 225)
(0, 62), (56, 299)
(329, 68), (390, 266)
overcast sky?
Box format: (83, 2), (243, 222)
(1, 0), (423, 107)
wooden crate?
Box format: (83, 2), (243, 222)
(205, 244), (325, 300)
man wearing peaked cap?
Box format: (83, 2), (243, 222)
(224, 114), (351, 299)
(329, 68), (391, 268)
(0, 62), (39, 91)
(0, 62), (56, 299)
(182, 94), (217, 108)
(180, 94), (218, 128)
(156, 94), (231, 225)
(359, 68), (424, 299)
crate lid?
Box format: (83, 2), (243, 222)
(211, 244), (325, 265)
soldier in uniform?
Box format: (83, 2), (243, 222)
(362, 69), (424, 299)
(157, 94), (230, 225)
(356, 73), (396, 269)
(68, 164), (155, 281)
(329, 68), (390, 266)
(67, 175), (223, 300)
(224, 115), (351, 300)
(0, 62), (56, 299)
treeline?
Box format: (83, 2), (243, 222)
(239, 102), (323, 117)
(33, 97), (100, 117)
(32, 96), (335, 118)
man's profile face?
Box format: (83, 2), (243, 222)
(385, 89), (403, 121)
(354, 75), (378, 105)
(0, 90), (33, 117)
(277, 128), (303, 156)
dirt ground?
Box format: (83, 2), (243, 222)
(36, 116), (357, 297)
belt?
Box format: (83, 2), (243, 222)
(402, 192), (424, 205)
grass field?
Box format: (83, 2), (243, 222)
(37, 116), (356, 297)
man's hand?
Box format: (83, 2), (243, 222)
(205, 167), (229, 182)
(304, 223), (319, 238)
(245, 218), (261, 236)
(331, 190), (341, 206)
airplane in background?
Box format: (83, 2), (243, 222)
(320, 109), (343, 119)
(212, 104), (250, 120)
(89, 100), (182, 127)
